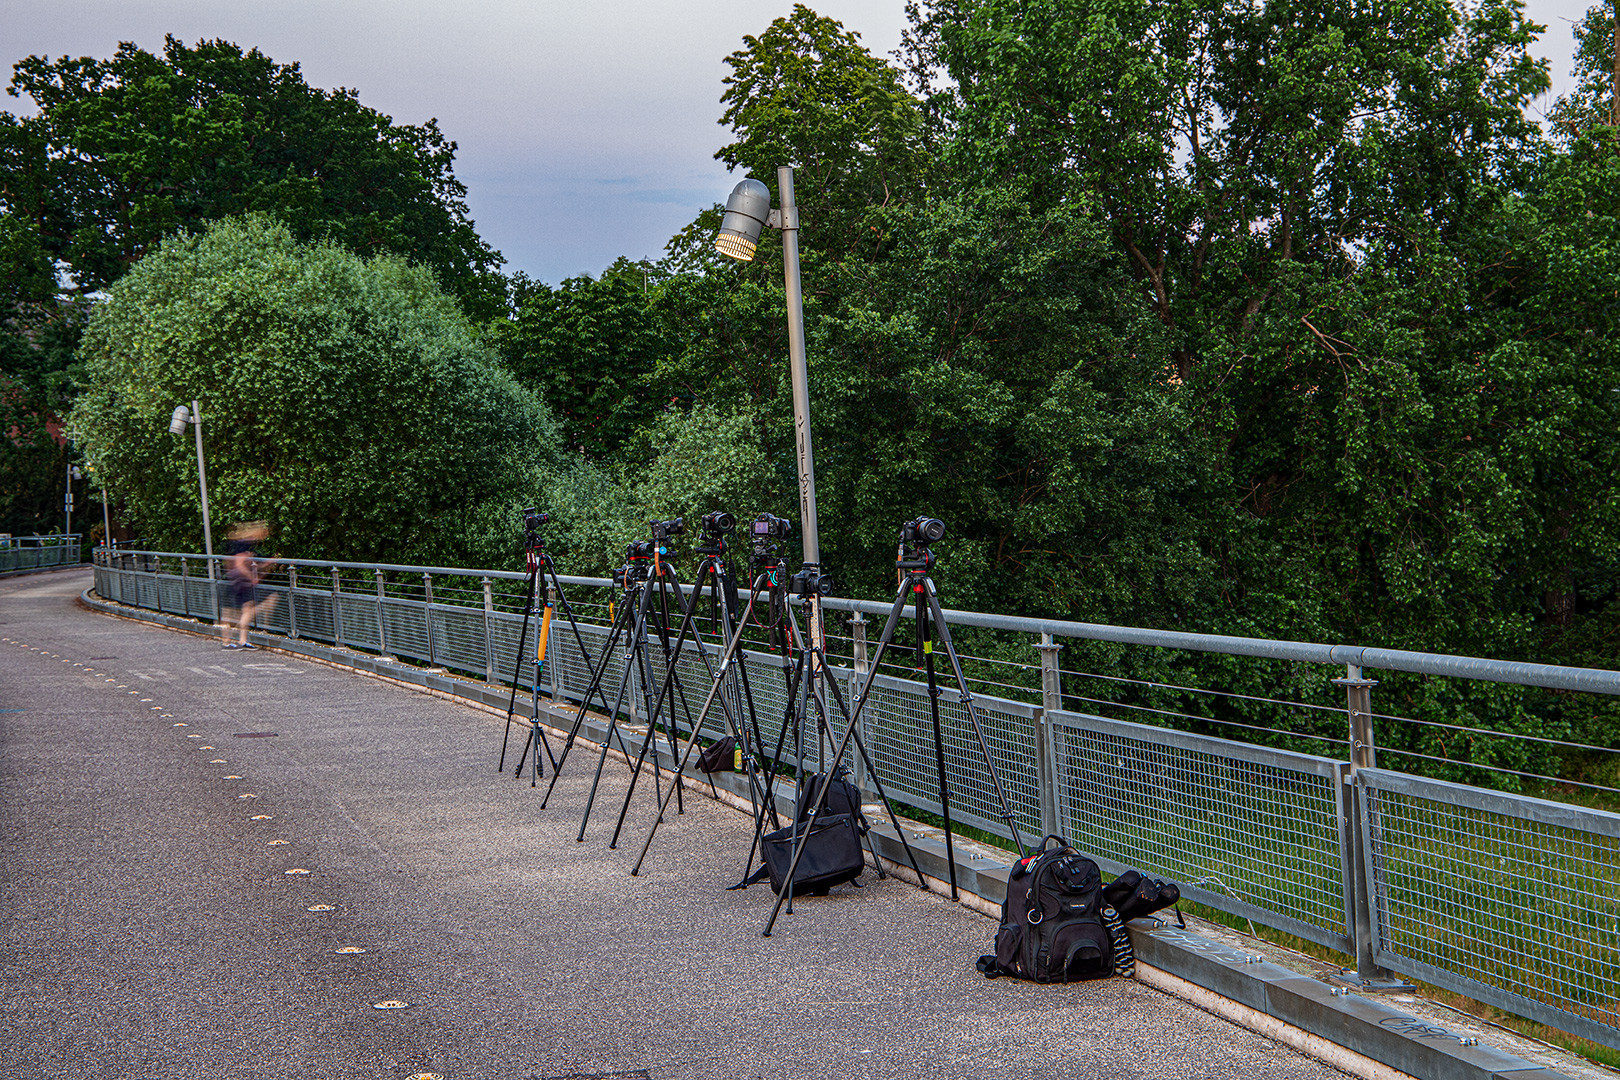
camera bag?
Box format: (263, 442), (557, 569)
(697, 735), (735, 774)
(977, 835), (1122, 982)
(759, 813), (865, 896)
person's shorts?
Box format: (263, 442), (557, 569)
(230, 580), (256, 608)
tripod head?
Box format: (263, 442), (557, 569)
(897, 516), (945, 573)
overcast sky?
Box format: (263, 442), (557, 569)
(1, 0), (1604, 285)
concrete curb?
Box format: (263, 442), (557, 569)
(77, 587), (1590, 1080)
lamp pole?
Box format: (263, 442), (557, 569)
(715, 165), (829, 759)
(774, 166), (825, 660)
(170, 400), (216, 585)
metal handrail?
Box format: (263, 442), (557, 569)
(110, 548), (1620, 696)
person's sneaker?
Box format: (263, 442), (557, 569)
(223, 643), (239, 650)
(241, 642), (257, 650)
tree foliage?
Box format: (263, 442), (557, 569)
(0, 36), (504, 318)
(67, 215), (572, 569)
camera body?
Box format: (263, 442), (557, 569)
(649, 517), (684, 543)
(626, 538), (657, 561)
(696, 510), (736, 556)
(749, 513), (792, 541)
(790, 564), (835, 598)
(898, 516), (946, 572)
(899, 517), (945, 547)
(748, 513), (790, 580)
(521, 507), (550, 554)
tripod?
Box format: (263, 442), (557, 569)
(566, 527), (698, 841)
(496, 511), (613, 785)
(628, 525), (927, 903)
(761, 517), (1027, 936)
(607, 514), (781, 856)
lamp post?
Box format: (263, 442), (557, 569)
(169, 401), (216, 599)
(65, 463), (81, 541)
(715, 167), (826, 662)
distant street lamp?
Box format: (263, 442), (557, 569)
(169, 401), (216, 587)
(64, 463), (82, 541)
(715, 167), (827, 660)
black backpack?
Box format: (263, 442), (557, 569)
(977, 835), (1131, 982)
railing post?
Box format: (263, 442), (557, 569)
(180, 556), (191, 618)
(287, 565), (299, 638)
(375, 569), (389, 657)
(1333, 663), (1406, 989)
(483, 577), (496, 683)
(423, 571), (435, 667)
(332, 567), (344, 647)
(1035, 633), (1062, 838)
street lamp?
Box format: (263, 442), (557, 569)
(715, 167), (826, 659)
(65, 463), (81, 541)
(168, 401), (216, 591)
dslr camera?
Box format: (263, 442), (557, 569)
(899, 517), (945, 546)
(521, 507), (550, 554)
(749, 513), (792, 540)
(791, 563), (835, 598)
(696, 510), (736, 556)
(898, 516), (946, 572)
(649, 517), (684, 542)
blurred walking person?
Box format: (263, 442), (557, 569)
(223, 520), (277, 649)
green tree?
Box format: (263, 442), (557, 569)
(717, 3), (927, 252)
(490, 259), (670, 459)
(68, 215), (575, 569)
(1547, 2), (1620, 138)
(0, 36), (504, 319)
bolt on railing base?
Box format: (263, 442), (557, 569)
(1332, 969), (1414, 992)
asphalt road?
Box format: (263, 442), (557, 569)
(0, 568), (1351, 1080)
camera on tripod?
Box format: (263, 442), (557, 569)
(748, 513), (791, 577)
(696, 510), (736, 556)
(900, 517), (945, 546)
(898, 516), (946, 571)
(626, 539), (656, 561)
(649, 517), (684, 543)
(790, 564), (835, 598)
(750, 513), (792, 540)
(521, 507), (550, 552)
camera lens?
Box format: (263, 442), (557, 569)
(914, 517), (945, 543)
(707, 511), (736, 532)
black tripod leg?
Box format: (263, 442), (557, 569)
(926, 584), (1027, 860)
(540, 582), (636, 809)
(814, 648), (927, 886)
(544, 560), (629, 777)
(920, 599), (959, 899)
(577, 603), (646, 841)
(763, 583), (911, 936)
(631, 577), (766, 875)
(609, 564), (707, 848)
(498, 564), (539, 773)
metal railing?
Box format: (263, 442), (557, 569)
(0, 535), (81, 574)
(90, 547), (1620, 1051)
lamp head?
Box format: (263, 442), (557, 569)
(715, 178), (772, 261)
(168, 404), (192, 435)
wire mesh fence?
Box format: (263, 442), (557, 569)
(88, 548), (1620, 1052)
